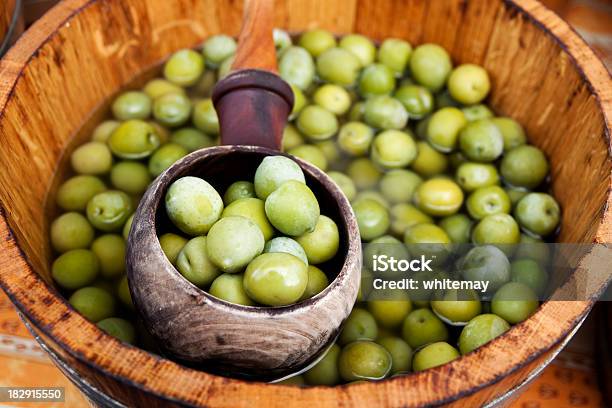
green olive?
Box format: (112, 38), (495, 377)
(243, 253), (308, 306)
(86, 191), (133, 232)
(370, 130), (418, 169)
(152, 92), (192, 127)
(491, 117), (526, 151)
(298, 29), (336, 57)
(117, 275), (133, 309)
(346, 158), (382, 190)
(447, 64), (491, 105)
(389, 203), (433, 238)
(207, 216), (265, 273)
(97, 317), (136, 344)
(377, 336), (413, 375)
(317, 48), (361, 86)
(110, 161), (152, 195)
(69, 286), (116, 322)
(379, 169), (423, 205)
(209, 273), (255, 306)
(148, 143), (188, 177)
(158, 232), (188, 265)
(313, 84), (351, 115)
(466, 185), (511, 220)
(202, 34), (237, 67)
(368, 292), (412, 329)
(264, 236), (308, 265)
(288, 145), (329, 171)
(412, 342), (459, 372)
(377, 38), (412, 76)
(50, 212), (95, 253)
(353, 198), (390, 241)
(176, 236), (221, 287)
(91, 234), (126, 278)
(458, 314), (510, 355)
(192, 99), (219, 135)
(339, 308), (378, 345)
(472, 214), (521, 245)
(426, 107), (467, 152)
(349, 101), (366, 121)
(265, 180), (320, 236)
(455, 162), (499, 192)
(122, 214), (134, 240)
(431, 288), (481, 324)
(300, 265), (329, 300)
(222, 197), (274, 241)
(254, 155), (305, 199)
(414, 178), (464, 217)
(143, 78), (186, 99)
(52, 249), (99, 290)
(339, 34), (376, 67)
(327, 171), (357, 201)
(459, 119), (504, 162)
(410, 141), (449, 177)
(163, 49), (205, 87)
(500, 145), (549, 189)
(71, 142), (113, 175)
(401, 308), (448, 349)
(165, 176), (223, 236)
(223, 181), (255, 205)
(279, 46), (316, 90)
(338, 340), (392, 381)
(491, 282), (539, 324)
(297, 105), (339, 141)
(295, 215), (339, 264)
(91, 120), (120, 143)
(303, 344), (341, 385)
(108, 120), (161, 159)
(353, 190), (389, 209)
(409, 44), (452, 92)
(394, 84), (434, 119)
(274, 29), (292, 53)
(358, 63), (396, 97)
(337, 121), (374, 157)
(364, 95), (408, 130)
(438, 214), (473, 244)
(282, 124), (306, 151)
(170, 127), (215, 152)
(111, 91), (152, 121)
(462, 104), (494, 122)
(461, 245), (511, 293)
(56, 175), (107, 212)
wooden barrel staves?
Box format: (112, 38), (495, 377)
(0, 0), (610, 406)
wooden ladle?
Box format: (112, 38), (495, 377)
(126, 0), (361, 381)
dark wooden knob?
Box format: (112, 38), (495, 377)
(212, 69), (293, 150)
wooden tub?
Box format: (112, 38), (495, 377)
(0, 0), (610, 406)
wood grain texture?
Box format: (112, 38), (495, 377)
(0, 0), (610, 406)
(126, 145), (360, 380)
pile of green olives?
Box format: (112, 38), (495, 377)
(49, 29), (560, 385)
(161, 156), (338, 307)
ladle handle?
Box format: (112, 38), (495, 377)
(232, 0), (278, 72)
(212, 0), (294, 150)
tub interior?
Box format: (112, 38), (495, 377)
(0, 0), (608, 303)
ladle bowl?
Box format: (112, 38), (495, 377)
(127, 145), (361, 380)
